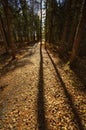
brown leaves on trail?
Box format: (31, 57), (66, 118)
(0, 44), (86, 130)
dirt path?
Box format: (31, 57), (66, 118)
(0, 43), (86, 130)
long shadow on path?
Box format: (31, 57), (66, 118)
(46, 49), (84, 130)
(0, 43), (38, 77)
(37, 44), (47, 130)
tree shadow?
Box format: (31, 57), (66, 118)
(37, 43), (47, 130)
(46, 49), (84, 130)
(0, 58), (33, 77)
(0, 44), (38, 76)
(48, 45), (86, 92)
(17, 43), (38, 58)
(23, 48), (36, 58)
(16, 43), (38, 61)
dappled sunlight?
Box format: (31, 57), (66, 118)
(0, 43), (86, 130)
(0, 44), (39, 77)
(0, 0), (86, 129)
(0, 44), (40, 130)
(41, 48), (85, 129)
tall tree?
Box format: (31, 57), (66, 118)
(40, 0), (42, 42)
(20, 0), (29, 41)
(61, 0), (71, 43)
(45, 0), (48, 43)
(0, 14), (8, 51)
(68, 0), (78, 48)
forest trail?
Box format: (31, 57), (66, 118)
(0, 43), (86, 130)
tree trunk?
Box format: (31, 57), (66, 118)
(70, 0), (86, 64)
(68, 0), (78, 49)
(0, 15), (8, 52)
(48, 0), (54, 44)
(68, 12), (77, 48)
(61, 0), (71, 43)
(45, 0), (48, 44)
(40, 0), (42, 43)
(20, 0), (28, 41)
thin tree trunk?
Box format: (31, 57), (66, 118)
(48, 0), (54, 44)
(61, 0), (71, 43)
(68, 12), (77, 48)
(0, 15), (8, 52)
(45, 0), (48, 45)
(68, 0), (78, 49)
(20, 0), (28, 41)
(40, 0), (42, 43)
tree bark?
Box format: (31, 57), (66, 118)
(2, 0), (16, 59)
(40, 0), (42, 43)
(61, 0), (71, 43)
(68, 0), (78, 49)
(0, 15), (8, 52)
(45, 0), (48, 43)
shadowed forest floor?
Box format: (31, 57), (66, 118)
(0, 43), (86, 130)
